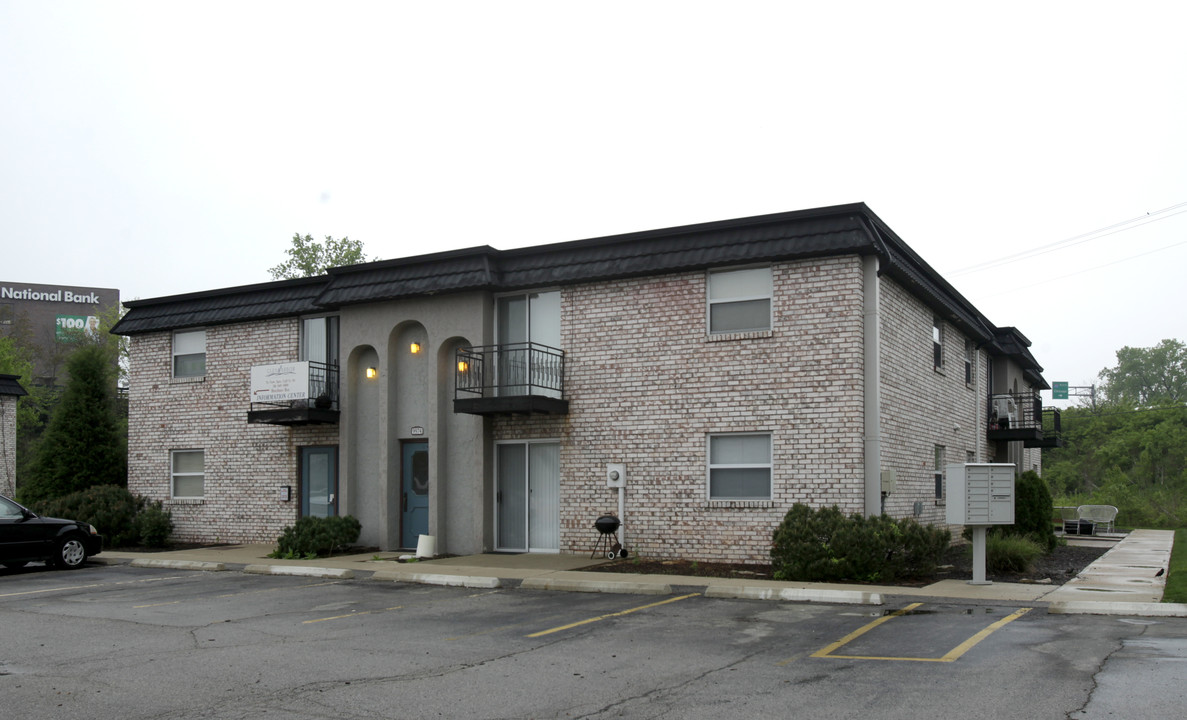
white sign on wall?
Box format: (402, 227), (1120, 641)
(250, 362), (310, 403)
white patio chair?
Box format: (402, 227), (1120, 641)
(1076, 505), (1118, 534)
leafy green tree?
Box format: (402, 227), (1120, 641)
(19, 343), (126, 504)
(0, 335), (57, 484)
(1099, 339), (1186, 406)
(268, 233), (373, 280)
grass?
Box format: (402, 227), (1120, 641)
(1164, 529), (1187, 603)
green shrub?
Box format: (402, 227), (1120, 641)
(134, 502), (174, 548)
(33, 484), (144, 547)
(770, 503), (950, 582)
(983, 533), (1043, 573)
(273, 515), (362, 558)
(1012, 470), (1057, 552)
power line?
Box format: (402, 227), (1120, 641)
(972, 236), (1187, 300)
(948, 201), (1187, 277)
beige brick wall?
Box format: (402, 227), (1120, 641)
(127, 319), (338, 544)
(1, 395), (16, 497)
(878, 277), (985, 526)
(494, 256), (867, 563)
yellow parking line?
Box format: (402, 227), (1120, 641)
(527, 593), (700, 638)
(303, 605), (403, 624)
(809, 603), (1032, 662)
(810, 603), (923, 659)
(217, 580), (341, 598)
(938, 607), (1032, 662)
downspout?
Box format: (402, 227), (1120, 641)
(863, 254), (882, 517)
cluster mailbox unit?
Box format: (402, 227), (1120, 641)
(946, 463), (1016, 584)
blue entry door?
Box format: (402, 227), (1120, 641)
(401, 441), (429, 548)
(301, 447), (337, 518)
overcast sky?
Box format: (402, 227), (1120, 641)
(2, 1), (1184, 402)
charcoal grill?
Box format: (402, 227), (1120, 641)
(591, 515), (627, 559)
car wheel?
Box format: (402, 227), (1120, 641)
(54, 535), (88, 569)
(2, 561), (28, 569)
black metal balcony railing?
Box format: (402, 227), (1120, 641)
(248, 361), (340, 425)
(454, 343), (568, 415)
(986, 392), (1061, 448)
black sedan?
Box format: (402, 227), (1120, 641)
(0, 494), (103, 569)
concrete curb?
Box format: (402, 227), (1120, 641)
(129, 558), (226, 572)
(520, 577), (673, 595)
(705, 585), (883, 605)
(370, 571), (501, 588)
(242, 564), (354, 579)
(1048, 601), (1187, 617)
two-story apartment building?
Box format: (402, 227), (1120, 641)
(112, 203), (1057, 562)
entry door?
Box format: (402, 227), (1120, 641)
(301, 447), (337, 518)
(496, 441), (559, 552)
(402, 441), (429, 548)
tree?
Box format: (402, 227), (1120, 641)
(268, 233), (373, 280)
(19, 343), (126, 504)
(1099, 339), (1186, 406)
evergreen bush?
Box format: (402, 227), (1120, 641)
(770, 503), (950, 582)
(33, 485), (147, 547)
(273, 516), (362, 557)
(134, 502), (174, 548)
(1011, 470), (1057, 552)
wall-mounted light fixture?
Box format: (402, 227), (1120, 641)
(457, 360), (469, 373)
(366, 367), (378, 379)
(410, 342), (421, 354)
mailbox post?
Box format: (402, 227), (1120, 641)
(946, 463), (1016, 584)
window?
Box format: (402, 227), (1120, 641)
(171, 450), (205, 498)
(964, 340), (974, 384)
(300, 316), (339, 366)
(496, 291), (561, 397)
(709, 433), (772, 500)
(934, 445), (946, 499)
(708, 267), (771, 334)
(932, 318), (943, 370)
(173, 329), (206, 378)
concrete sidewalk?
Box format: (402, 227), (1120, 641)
(97, 528), (1184, 616)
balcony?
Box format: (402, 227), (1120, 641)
(986, 392), (1060, 448)
(453, 343), (568, 416)
(247, 361), (340, 426)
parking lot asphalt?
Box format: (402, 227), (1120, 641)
(97, 528), (1183, 616)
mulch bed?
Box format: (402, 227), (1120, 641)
(588, 542), (1111, 587)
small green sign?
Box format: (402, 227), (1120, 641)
(1052, 381), (1069, 400)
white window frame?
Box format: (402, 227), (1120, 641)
(932, 318), (943, 370)
(934, 445), (946, 500)
(171, 449), (205, 499)
(707, 432), (772, 500)
(707, 266), (772, 334)
(964, 339), (975, 385)
(172, 328), (206, 378)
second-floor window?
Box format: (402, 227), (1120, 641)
(964, 340), (974, 385)
(173, 329), (206, 378)
(708, 267), (772, 334)
(496, 291), (561, 397)
(932, 318), (943, 370)
(301, 316), (339, 366)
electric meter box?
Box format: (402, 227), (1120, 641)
(945, 463), (1015, 526)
